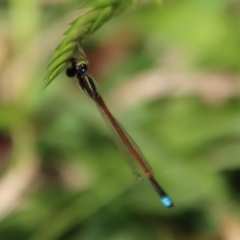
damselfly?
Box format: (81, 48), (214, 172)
(66, 56), (173, 208)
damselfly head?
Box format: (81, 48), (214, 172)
(66, 67), (76, 78)
(76, 62), (88, 76)
(66, 58), (77, 77)
(66, 57), (88, 78)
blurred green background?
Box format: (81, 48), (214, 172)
(1, 0), (240, 239)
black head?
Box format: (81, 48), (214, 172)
(66, 58), (88, 78)
(66, 67), (76, 77)
(76, 63), (88, 76)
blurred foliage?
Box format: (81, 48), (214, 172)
(0, 0), (240, 240)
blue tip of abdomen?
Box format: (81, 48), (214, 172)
(161, 196), (173, 208)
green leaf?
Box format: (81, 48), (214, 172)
(43, 0), (138, 90)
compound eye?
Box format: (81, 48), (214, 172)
(66, 67), (76, 78)
(79, 63), (88, 75)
